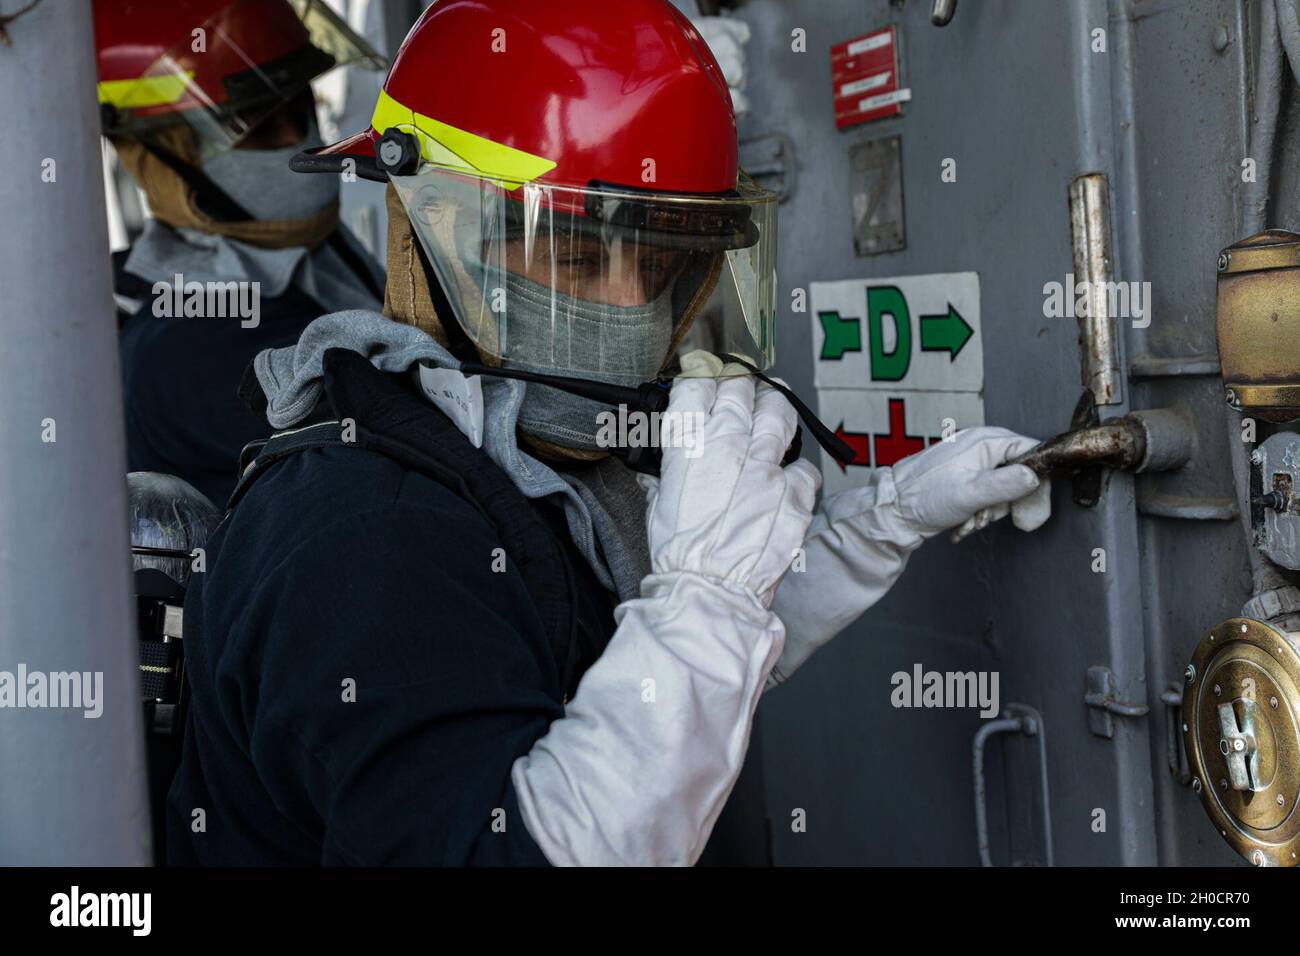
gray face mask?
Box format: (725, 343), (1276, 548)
(200, 113), (338, 222)
(500, 270), (676, 451)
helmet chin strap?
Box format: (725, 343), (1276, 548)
(457, 357), (857, 477)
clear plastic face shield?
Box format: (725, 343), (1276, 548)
(389, 165), (778, 384)
(98, 0), (385, 158)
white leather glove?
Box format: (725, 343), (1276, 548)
(767, 428), (1050, 687)
(642, 351), (822, 605)
(512, 351), (820, 865)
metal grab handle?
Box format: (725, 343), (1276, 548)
(973, 703), (1054, 867)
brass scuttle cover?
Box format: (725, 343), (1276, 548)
(1184, 618), (1300, 866)
(1216, 230), (1300, 422)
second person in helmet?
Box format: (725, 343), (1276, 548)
(95, 0), (387, 504)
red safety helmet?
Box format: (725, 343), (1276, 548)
(94, 0), (384, 155)
(299, 0), (738, 195)
(296, 0), (778, 380)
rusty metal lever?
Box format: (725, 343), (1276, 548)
(1010, 408), (1193, 479)
(1010, 419), (1146, 478)
(1006, 403), (1194, 508)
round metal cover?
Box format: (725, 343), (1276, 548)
(1184, 617), (1300, 866)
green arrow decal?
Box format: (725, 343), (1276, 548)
(818, 310), (862, 360)
(920, 303), (973, 360)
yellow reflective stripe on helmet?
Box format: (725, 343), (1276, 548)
(98, 73), (195, 110)
(370, 88), (557, 184)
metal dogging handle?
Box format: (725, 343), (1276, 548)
(1009, 408), (1194, 477)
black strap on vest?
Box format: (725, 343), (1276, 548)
(230, 348), (585, 694)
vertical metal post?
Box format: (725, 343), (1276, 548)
(1065, 0), (1156, 866)
(1068, 173), (1124, 407)
(0, 0), (149, 864)
(930, 0), (958, 27)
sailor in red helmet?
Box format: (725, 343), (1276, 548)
(95, 0), (387, 504)
(172, 0), (1050, 866)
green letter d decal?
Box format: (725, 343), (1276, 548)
(868, 286), (911, 382)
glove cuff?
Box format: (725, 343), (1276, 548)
(829, 469), (927, 554)
(635, 570), (773, 623)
